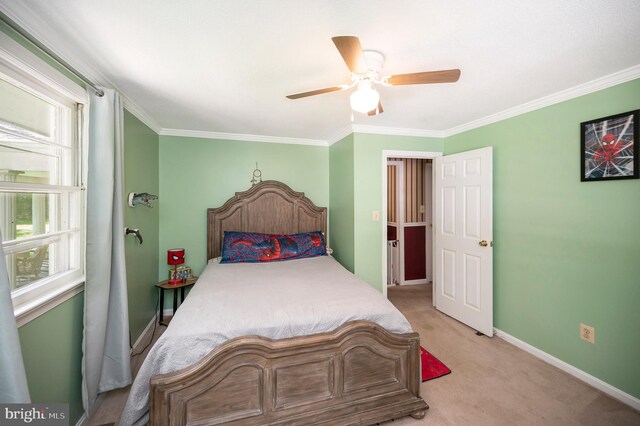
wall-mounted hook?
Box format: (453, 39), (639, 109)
(128, 192), (158, 208)
(250, 162), (262, 186)
(125, 227), (143, 244)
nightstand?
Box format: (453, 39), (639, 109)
(155, 276), (198, 326)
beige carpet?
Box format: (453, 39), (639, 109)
(384, 284), (639, 426)
(87, 284), (640, 425)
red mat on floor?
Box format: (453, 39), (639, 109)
(420, 346), (451, 382)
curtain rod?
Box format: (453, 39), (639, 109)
(0, 11), (104, 97)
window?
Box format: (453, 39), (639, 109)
(0, 67), (85, 321)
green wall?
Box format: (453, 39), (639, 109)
(445, 78), (640, 399)
(158, 135), (329, 278)
(352, 133), (443, 290)
(329, 134), (355, 271)
(18, 293), (84, 423)
(123, 110), (160, 341)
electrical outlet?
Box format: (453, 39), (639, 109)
(580, 323), (595, 344)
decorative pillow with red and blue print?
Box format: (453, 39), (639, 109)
(220, 230), (326, 263)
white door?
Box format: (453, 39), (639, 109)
(433, 147), (493, 336)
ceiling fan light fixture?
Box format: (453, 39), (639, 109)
(285, 36), (461, 118)
(350, 81), (379, 114)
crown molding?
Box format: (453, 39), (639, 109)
(444, 64), (640, 137)
(3, 1), (637, 145)
(326, 126), (354, 146)
(351, 124), (445, 139)
(326, 124), (445, 147)
(154, 66), (640, 144)
(122, 98), (162, 134)
(160, 128), (327, 146)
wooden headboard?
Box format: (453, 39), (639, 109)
(207, 180), (327, 260)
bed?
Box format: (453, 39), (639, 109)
(121, 180), (428, 425)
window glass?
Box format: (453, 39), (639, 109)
(0, 79), (55, 139)
(8, 244), (52, 290)
(0, 71), (83, 306)
(0, 135), (61, 184)
(0, 191), (54, 240)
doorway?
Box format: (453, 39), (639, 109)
(386, 157), (433, 286)
(381, 150), (441, 298)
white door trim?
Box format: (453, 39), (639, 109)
(387, 160), (404, 286)
(424, 162), (433, 284)
(381, 150), (442, 297)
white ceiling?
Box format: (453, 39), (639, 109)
(2, 0), (640, 142)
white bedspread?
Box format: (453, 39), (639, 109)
(120, 255), (412, 425)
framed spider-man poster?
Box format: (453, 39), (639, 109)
(581, 110), (638, 182)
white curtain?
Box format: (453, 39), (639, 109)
(0, 229), (31, 403)
(82, 87), (131, 414)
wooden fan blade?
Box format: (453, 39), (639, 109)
(332, 36), (368, 74)
(286, 86), (343, 99)
(387, 69), (461, 86)
(367, 101), (384, 116)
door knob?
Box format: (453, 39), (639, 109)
(479, 240), (488, 247)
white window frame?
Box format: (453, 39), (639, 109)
(0, 30), (88, 326)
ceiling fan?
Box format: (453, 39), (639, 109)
(286, 36), (461, 116)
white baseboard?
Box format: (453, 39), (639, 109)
(76, 319), (158, 426)
(74, 412), (86, 426)
(494, 328), (640, 411)
(399, 280), (431, 286)
(131, 315), (158, 354)
(74, 393), (105, 426)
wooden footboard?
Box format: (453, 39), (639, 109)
(149, 320), (428, 425)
